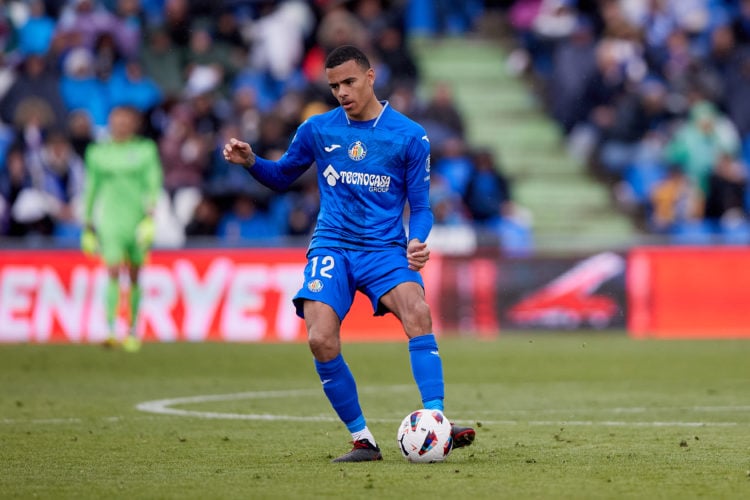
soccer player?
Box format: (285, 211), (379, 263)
(223, 45), (475, 462)
(81, 106), (163, 352)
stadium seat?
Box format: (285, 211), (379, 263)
(497, 218), (534, 256)
(720, 219), (750, 245)
(669, 220), (716, 245)
(623, 161), (667, 206)
(53, 220), (82, 244)
(404, 0), (438, 36)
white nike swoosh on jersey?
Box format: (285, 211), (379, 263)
(430, 351), (440, 356)
(324, 144), (342, 152)
(321, 378), (333, 385)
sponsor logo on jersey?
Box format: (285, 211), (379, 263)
(322, 164), (391, 192)
(323, 164), (340, 186)
(324, 144), (342, 152)
(347, 141), (367, 161)
(307, 279), (324, 292)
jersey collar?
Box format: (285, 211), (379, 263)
(344, 100), (389, 128)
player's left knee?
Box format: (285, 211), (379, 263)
(402, 300), (432, 336)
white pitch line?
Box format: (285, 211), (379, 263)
(470, 405), (750, 415)
(134, 389), (747, 427)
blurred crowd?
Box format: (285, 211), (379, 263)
(507, 0), (750, 242)
(0, 0), (522, 248)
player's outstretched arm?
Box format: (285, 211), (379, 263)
(407, 239), (430, 271)
(223, 138), (256, 168)
(223, 128), (314, 191)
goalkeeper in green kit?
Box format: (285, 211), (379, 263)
(81, 106), (163, 352)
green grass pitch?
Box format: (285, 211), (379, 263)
(1, 334), (749, 499)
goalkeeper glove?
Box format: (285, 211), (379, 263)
(80, 227), (98, 256)
(136, 216), (155, 249)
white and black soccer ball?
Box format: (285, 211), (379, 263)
(396, 409), (453, 463)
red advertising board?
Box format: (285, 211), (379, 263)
(8, 245), (747, 342)
(628, 247), (750, 338)
(0, 249), (438, 343)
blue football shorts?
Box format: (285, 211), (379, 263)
(292, 246), (425, 321)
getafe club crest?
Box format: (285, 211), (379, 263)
(348, 140), (367, 161)
(307, 279), (324, 292)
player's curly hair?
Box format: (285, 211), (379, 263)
(325, 45), (371, 70)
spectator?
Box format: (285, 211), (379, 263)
(55, 0), (139, 59)
(183, 24), (238, 99)
(374, 24), (419, 90)
(285, 174), (320, 237)
(1, 54), (67, 129)
(253, 112), (293, 158)
(663, 100), (740, 195)
(158, 103), (210, 196)
(204, 121), (255, 197)
(353, 0), (392, 41)
(26, 128), (85, 238)
(161, 0), (192, 49)
(217, 192), (280, 243)
(66, 108), (95, 158)
(430, 175), (470, 226)
(91, 31), (126, 82)
(138, 27), (183, 101)
(463, 148), (513, 224)
(420, 81), (465, 144)
(228, 87), (262, 148)
(11, 97), (56, 157)
(59, 47), (109, 129)
(513, 0), (580, 79)
(387, 82), (424, 119)
(105, 58), (163, 113)
(564, 37), (631, 162)
(706, 23), (741, 84)
(0, 3), (18, 58)
(187, 88), (222, 141)
(432, 136), (474, 197)
(549, 14), (597, 133)
(704, 152), (748, 223)
(185, 195), (220, 237)
(0, 146), (34, 235)
(657, 28), (694, 88)
(316, 4), (369, 56)
(649, 164), (704, 233)
(596, 77), (672, 178)
(213, 8), (247, 55)
(723, 49), (750, 142)
(247, 1), (314, 87)
(732, 0), (750, 46)
(18, 0), (57, 57)
(627, 0), (678, 68)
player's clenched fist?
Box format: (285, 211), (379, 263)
(407, 238), (430, 271)
(223, 138), (256, 168)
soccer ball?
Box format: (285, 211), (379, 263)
(396, 409), (453, 463)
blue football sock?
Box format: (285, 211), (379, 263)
(408, 334), (444, 411)
(314, 354), (366, 433)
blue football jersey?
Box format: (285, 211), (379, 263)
(250, 101), (433, 251)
